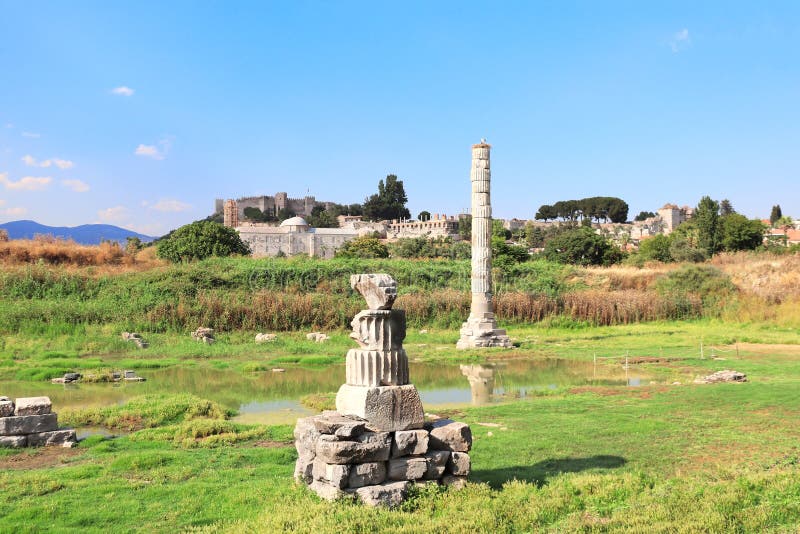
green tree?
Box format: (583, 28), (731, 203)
(277, 208), (296, 222)
(363, 174), (411, 221)
(535, 204), (557, 221)
(634, 211), (656, 221)
(492, 219), (511, 239)
(307, 205), (339, 228)
(719, 199), (735, 216)
(720, 214), (765, 252)
(694, 196), (721, 256)
(543, 227), (621, 266)
(418, 211), (431, 221)
(770, 205), (782, 226)
(638, 234), (672, 262)
(156, 221), (249, 262)
(458, 214), (472, 241)
(335, 235), (389, 258)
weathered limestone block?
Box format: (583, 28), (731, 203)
(387, 457), (427, 481)
(27, 429), (77, 447)
(448, 451), (471, 476)
(14, 396), (52, 416)
(315, 431), (391, 464)
(391, 429), (429, 457)
(423, 450), (450, 480)
(294, 454), (315, 484)
(312, 412), (366, 439)
(0, 414), (58, 436)
(312, 459), (350, 489)
(0, 397), (14, 417)
(0, 435), (27, 448)
(345, 348), (409, 387)
(350, 274), (397, 310)
(426, 419), (472, 452)
(352, 481), (410, 507)
(441, 475), (468, 489)
(306, 332), (330, 343)
(191, 327), (215, 344)
(294, 416), (321, 458)
(348, 462), (387, 488)
(349, 310), (406, 351)
(335, 384), (424, 432)
(255, 333), (277, 343)
(309, 480), (348, 502)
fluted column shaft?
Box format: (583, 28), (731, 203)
(470, 143), (493, 316)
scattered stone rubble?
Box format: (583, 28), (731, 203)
(255, 333), (278, 343)
(121, 332), (149, 349)
(294, 412), (471, 506)
(191, 327), (216, 344)
(294, 274), (473, 507)
(306, 332), (330, 343)
(694, 370), (747, 384)
(0, 396), (76, 448)
(51, 370), (145, 384)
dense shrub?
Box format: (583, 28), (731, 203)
(157, 221), (249, 262)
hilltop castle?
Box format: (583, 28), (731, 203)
(214, 192), (335, 220)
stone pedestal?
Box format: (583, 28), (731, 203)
(294, 273), (473, 506)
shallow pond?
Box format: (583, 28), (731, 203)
(2, 358), (647, 427)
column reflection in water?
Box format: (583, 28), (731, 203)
(459, 364), (497, 406)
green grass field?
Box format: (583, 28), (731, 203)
(1, 320), (800, 532)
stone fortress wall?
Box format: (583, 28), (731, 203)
(215, 193), (336, 219)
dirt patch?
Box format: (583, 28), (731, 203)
(626, 357), (682, 364)
(569, 385), (671, 399)
(734, 343), (800, 355)
(0, 446), (82, 470)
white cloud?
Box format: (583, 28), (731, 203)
(5, 123), (13, 129)
(21, 132), (41, 138)
(135, 137), (171, 160)
(111, 86), (135, 97)
(61, 179), (90, 192)
(135, 144), (162, 159)
(0, 174), (52, 191)
(22, 155), (74, 169)
(148, 199), (191, 212)
(97, 205), (129, 223)
(670, 28), (691, 52)
(124, 222), (164, 236)
(53, 158), (74, 170)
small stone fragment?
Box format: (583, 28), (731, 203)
(448, 451), (471, 476)
(308, 480), (348, 502)
(312, 459), (350, 489)
(426, 419), (472, 452)
(387, 457), (427, 481)
(294, 454), (315, 484)
(255, 333), (277, 343)
(441, 475), (468, 489)
(312, 413), (366, 439)
(306, 332), (330, 343)
(347, 462), (387, 488)
(0, 436), (26, 448)
(27, 429), (77, 447)
(352, 481), (410, 507)
(391, 429), (429, 457)
(350, 274), (398, 310)
(694, 370), (747, 384)
(0, 397), (14, 417)
(423, 450), (450, 480)
(14, 396), (52, 416)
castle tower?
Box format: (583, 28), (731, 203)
(457, 140), (512, 349)
(223, 199), (239, 228)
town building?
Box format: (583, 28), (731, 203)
(236, 216), (360, 258)
(387, 214), (461, 240)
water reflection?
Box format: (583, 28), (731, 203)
(2, 358), (647, 424)
(460, 364), (499, 406)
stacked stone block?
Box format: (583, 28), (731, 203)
(294, 412), (472, 506)
(0, 396), (77, 448)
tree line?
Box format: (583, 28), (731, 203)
(535, 197), (629, 223)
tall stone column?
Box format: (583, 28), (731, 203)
(457, 140), (512, 349)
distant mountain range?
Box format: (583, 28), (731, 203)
(0, 220), (155, 245)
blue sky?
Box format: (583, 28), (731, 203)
(1, 1), (798, 235)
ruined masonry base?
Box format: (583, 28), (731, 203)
(457, 313), (512, 349)
(294, 411), (472, 507)
(0, 396), (77, 449)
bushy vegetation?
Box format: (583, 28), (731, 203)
(157, 221), (250, 262)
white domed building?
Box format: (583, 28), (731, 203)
(235, 215), (360, 258)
